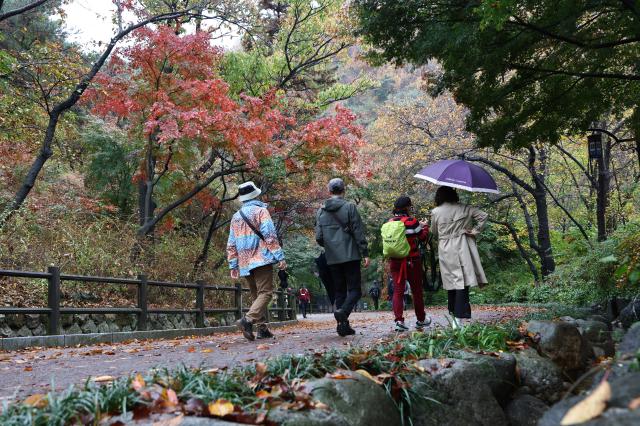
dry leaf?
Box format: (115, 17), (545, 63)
(256, 344), (269, 350)
(354, 369), (377, 382)
(162, 388), (179, 407)
(23, 394), (48, 408)
(132, 374), (145, 391)
(629, 397), (640, 410)
(203, 368), (219, 375)
(208, 399), (234, 417)
(187, 346), (196, 353)
(92, 375), (116, 383)
(256, 390), (271, 399)
(561, 380), (611, 425)
(328, 372), (351, 380)
(23, 366), (33, 372)
(201, 349), (213, 353)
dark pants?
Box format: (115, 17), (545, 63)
(329, 260), (362, 317)
(372, 297), (379, 310)
(389, 258), (426, 322)
(448, 287), (471, 319)
(300, 301), (309, 317)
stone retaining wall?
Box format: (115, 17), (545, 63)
(0, 311), (239, 338)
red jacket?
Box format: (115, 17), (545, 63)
(299, 288), (311, 302)
(388, 214), (429, 258)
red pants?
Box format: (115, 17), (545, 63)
(389, 257), (426, 322)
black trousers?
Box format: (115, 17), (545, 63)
(300, 301), (309, 317)
(448, 287), (471, 319)
(329, 260), (362, 317)
(372, 297), (379, 310)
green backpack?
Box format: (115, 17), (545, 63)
(381, 220), (410, 259)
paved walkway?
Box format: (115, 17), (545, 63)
(0, 307), (530, 404)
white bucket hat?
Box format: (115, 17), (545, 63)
(238, 181), (262, 202)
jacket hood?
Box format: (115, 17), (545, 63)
(243, 200), (267, 208)
(323, 197), (347, 212)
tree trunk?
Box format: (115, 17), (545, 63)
(528, 146), (556, 276)
(596, 134), (611, 242)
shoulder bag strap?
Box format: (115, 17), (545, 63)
(239, 208), (266, 241)
(325, 206), (353, 236)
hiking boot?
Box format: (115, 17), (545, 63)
(236, 316), (255, 341)
(395, 321), (409, 332)
(342, 321), (356, 335)
(257, 327), (274, 339)
(416, 317), (432, 330)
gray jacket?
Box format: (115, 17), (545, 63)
(315, 197), (369, 266)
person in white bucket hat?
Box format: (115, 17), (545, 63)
(227, 181), (287, 341)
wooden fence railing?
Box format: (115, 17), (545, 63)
(0, 266), (296, 335)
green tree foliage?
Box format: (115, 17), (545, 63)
(355, 0), (640, 150)
(83, 123), (138, 215)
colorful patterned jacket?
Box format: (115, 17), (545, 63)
(227, 200), (284, 277)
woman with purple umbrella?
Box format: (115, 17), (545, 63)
(415, 160), (495, 328)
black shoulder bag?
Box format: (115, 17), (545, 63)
(239, 209), (265, 241)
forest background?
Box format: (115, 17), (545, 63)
(1, 0), (639, 312)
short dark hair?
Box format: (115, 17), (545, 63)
(435, 186), (459, 206)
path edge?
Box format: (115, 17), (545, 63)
(0, 320), (298, 351)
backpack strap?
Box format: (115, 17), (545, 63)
(239, 208), (265, 241)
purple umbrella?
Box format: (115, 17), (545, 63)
(414, 159), (499, 194)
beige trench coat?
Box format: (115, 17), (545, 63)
(431, 202), (489, 290)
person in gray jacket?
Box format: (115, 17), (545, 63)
(315, 178), (370, 336)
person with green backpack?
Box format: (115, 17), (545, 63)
(381, 196), (432, 332)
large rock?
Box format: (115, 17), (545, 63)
(65, 323), (82, 335)
(268, 407), (349, 425)
(608, 372), (640, 408)
(451, 351), (517, 405)
(25, 314), (41, 329)
(15, 325), (32, 337)
(504, 394), (548, 426)
(410, 358), (508, 426)
(619, 299), (640, 329)
(514, 349), (564, 403)
(576, 319), (615, 357)
(618, 321), (640, 359)
(526, 320), (594, 371)
(307, 371), (401, 426)
(81, 319), (98, 334)
(537, 395), (584, 426)
(581, 409), (640, 425)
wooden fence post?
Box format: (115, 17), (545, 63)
(47, 266), (61, 335)
(234, 282), (242, 320)
(287, 292), (295, 320)
(137, 274), (148, 331)
(196, 280), (205, 328)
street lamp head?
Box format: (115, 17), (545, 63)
(588, 132), (603, 159)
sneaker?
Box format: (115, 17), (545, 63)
(395, 321), (409, 332)
(416, 317), (432, 330)
(257, 327), (274, 339)
(236, 316), (255, 341)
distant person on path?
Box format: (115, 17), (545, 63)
(430, 186), (488, 328)
(315, 252), (336, 308)
(227, 181), (287, 341)
(315, 178), (370, 336)
(368, 282), (381, 310)
(298, 286), (311, 318)
(382, 196), (431, 332)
